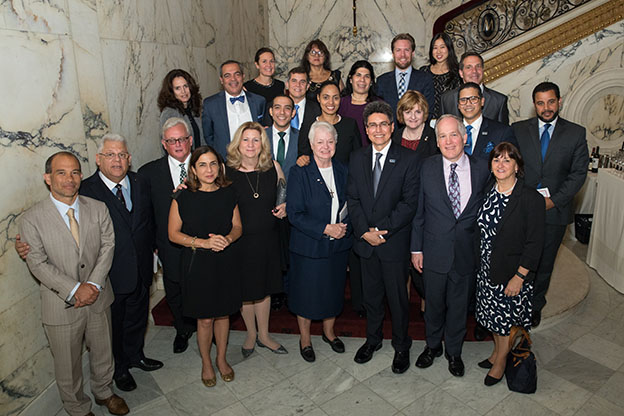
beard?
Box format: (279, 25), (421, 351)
(537, 109), (559, 123)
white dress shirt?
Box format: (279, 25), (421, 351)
(463, 114), (483, 155)
(395, 66), (413, 92)
(168, 154), (191, 188)
(225, 91), (253, 141)
(272, 126), (291, 158)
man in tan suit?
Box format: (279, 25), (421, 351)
(20, 151), (129, 416)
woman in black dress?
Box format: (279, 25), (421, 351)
(157, 69), (203, 149)
(419, 33), (461, 120)
(287, 121), (351, 362)
(301, 39), (345, 101)
(244, 47), (286, 124)
(225, 122), (288, 358)
(475, 142), (545, 386)
(298, 81), (361, 165)
(168, 146), (242, 387)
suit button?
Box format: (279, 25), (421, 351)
(80, 264), (85, 269)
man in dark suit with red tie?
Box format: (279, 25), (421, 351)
(512, 82), (588, 327)
(411, 115), (490, 377)
(347, 101), (421, 374)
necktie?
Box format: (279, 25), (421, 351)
(541, 123), (551, 161)
(276, 131), (286, 165)
(398, 72), (407, 99)
(179, 163), (187, 183)
(230, 95), (245, 104)
(448, 163), (461, 219)
(465, 125), (473, 156)
(115, 184), (127, 208)
(67, 208), (80, 247)
(373, 152), (383, 197)
(291, 104), (300, 130)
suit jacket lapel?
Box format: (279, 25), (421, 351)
(44, 197), (80, 253)
(158, 156), (175, 194)
(462, 157), (483, 217)
(375, 143), (399, 200)
(77, 196), (92, 257)
(472, 118), (488, 156)
(362, 145), (374, 199)
(218, 91), (230, 137)
(528, 118), (542, 168)
(544, 118), (565, 163)
(95, 172), (132, 227)
(435, 156), (455, 215)
(496, 180), (521, 233)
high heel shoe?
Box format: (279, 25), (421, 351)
(484, 373), (503, 386)
(478, 358), (494, 369)
(220, 369), (235, 382)
(256, 339), (288, 354)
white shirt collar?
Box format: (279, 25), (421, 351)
(50, 193), (79, 223)
(98, 171), (129, 191)
(225, 90), (246, 101)
(395, 66), (413, 78)
(538, 116), (558, 131)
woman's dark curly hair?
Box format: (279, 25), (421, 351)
(301, 39), (332, 73)
(157, 69), (202, 117)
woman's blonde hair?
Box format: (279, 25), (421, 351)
(226, 122), (274, 172)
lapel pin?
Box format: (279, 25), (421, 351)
(389, 159), (396, 163)
(482, 131), (488, 135)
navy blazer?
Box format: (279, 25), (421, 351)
(80, 171), (155, 294)
(266, 126), (299, 182)
(347, 142), (421, 261)
(376, 68), (435, 117)
(482, 178), (545, 286)
(512, 116), (588, 225)
(440, 86), (509, 125)
(411, 154), (490, 275)
(468, 117), (518, 161)
(287, 159), (352, 258)
(201, 90), (266, 159)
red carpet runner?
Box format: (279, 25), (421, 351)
(151, 277), (485, 341)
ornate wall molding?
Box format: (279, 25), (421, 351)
(483, 1), (624, 82)
(443, 0), (593, 56)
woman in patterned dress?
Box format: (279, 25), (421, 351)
(475, 142), (545, 386)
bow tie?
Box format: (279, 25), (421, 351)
(229, 95), (245, 104)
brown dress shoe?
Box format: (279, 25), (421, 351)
(95, 393), (129, 415)
(84, 413), (95, 416)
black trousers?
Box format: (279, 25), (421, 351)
(111, 280), (149, 377)
(533, 223), (567, 312)
(349, 248), (364, 312)
(361, 253), (412, 352)
(162, 252), (196, 335)
(423, 268), (472, 357)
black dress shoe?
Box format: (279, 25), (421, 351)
(473, 323), (489, 341)
(531, 310), (542, 328)
(299, 342), (316, 362)
(354, 342), (382, 364)
(355, 309), (367, 318)
(129, 357), (164, 372)
(392, 350), (410, 374)
(173, 332), (191, 354)
(446, 355), (465, 377)
(478, 358), (493, 369)
(415, 346), (443, 368)
(322, 334), (345, 353)
(114, 372), (137, 392)
(484, 373), (503, 386)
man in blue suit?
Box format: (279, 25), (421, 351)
(347, 101), (421, 374)
(376, 33), (435, 118)
(458, 82), (517, 161)
(266, 94), (299, 181)
(202, 60), (266, 159)
(411, 115), (490, 377)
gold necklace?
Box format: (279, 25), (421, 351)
(244, 171), (260, 199)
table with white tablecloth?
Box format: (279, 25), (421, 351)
(587, 169), (624, 293)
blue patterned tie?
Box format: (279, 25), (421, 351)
(373, 152), (382, 197)
(398, 72), (407, 99)
(229, 95), (245, 104)
(449, 163), (461, 218)
(464, 125), (473, 156)
(291, 104), (300, 129)
(541, 123), (551, 161)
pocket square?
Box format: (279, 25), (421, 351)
(484, 141), (494, 154)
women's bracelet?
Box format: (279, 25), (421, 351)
(515, 271), (526, 280)
(191, 236), (197, 251)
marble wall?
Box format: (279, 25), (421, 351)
(0, 1), (267, 414)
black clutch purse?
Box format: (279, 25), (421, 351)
(276, 178), (287, 206)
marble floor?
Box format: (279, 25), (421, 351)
(54, 237), (624, 416)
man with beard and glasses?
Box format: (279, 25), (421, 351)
(512, 81), (588, 328)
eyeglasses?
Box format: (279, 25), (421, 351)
(163, 136), (190, 145)
(366, 121), (391, 129)
(458, 96), (481, 105)
(309, 50), (325, 57)
(99, 152), (129, 160)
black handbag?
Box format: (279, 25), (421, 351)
(505, 326), (537, 393)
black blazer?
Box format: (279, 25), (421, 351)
(80, 171), (155, 293)
(287, 159), (352, 258)
(347, 141), (421, 261)
(440, 86), (509, 125)
(484, 179), (545, 286)
(391, 124), (439, 159)
(469, 117), (518, 161)
(296, 100), (322, 152)
(512, 117), (588, 225)
(298, 116), (361, 165)
(411, 154), (490, 275)
(137, 156), (183, 282)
